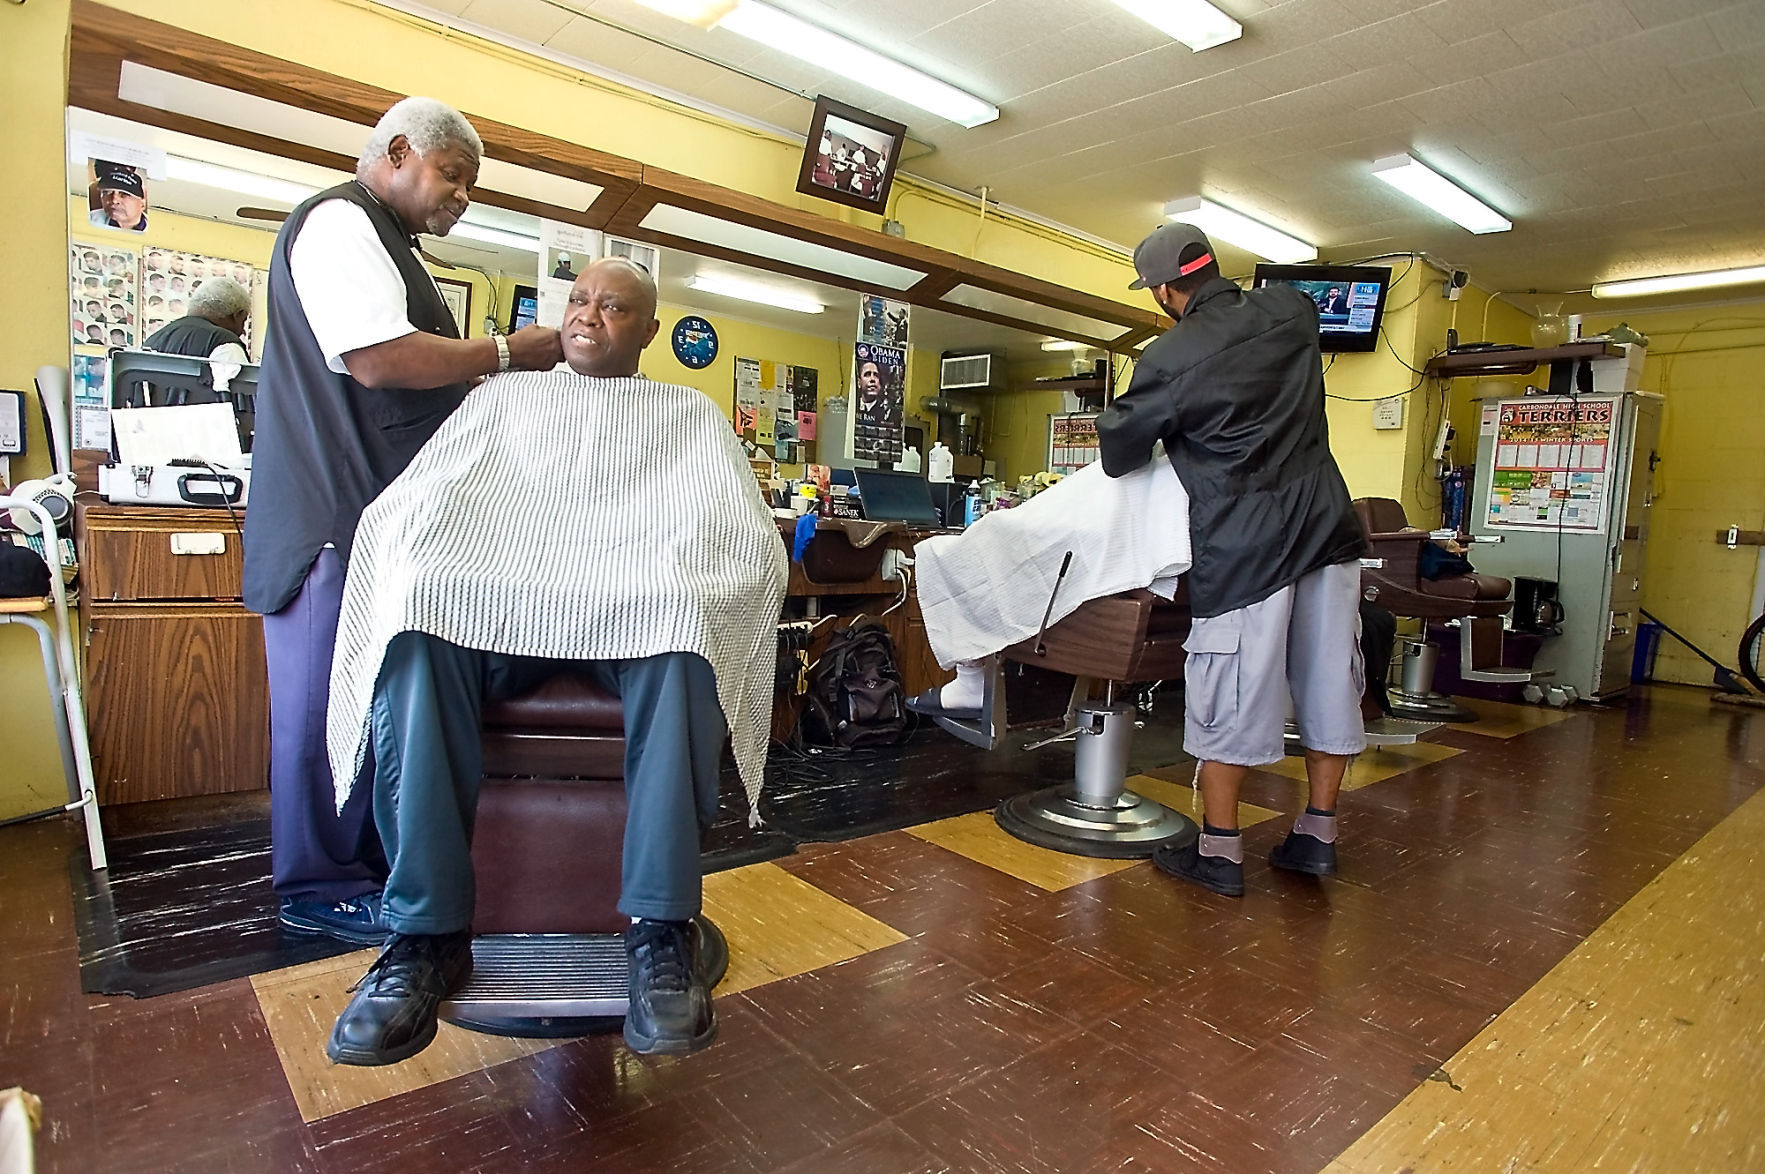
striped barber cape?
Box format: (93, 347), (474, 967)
(327, 370), (788, 820)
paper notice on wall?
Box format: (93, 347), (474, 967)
(1484, 396), (1615, 532)
(1480, 404), (1499, 435)
(71, 353), (111, 451)
(537, 220), (601, 328)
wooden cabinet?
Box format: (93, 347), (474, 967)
(75, 503), (268, 805)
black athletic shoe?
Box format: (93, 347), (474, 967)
(624, 919), (717, 1056)
(326, 931), (473, 1066)
(905, 687), (981, 721)
(1269, 830), (1339, 876)
(280, 894), (390, 945)
(1153, 839), (1245, 898)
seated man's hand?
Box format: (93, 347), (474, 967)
(506, 325), (564, 371)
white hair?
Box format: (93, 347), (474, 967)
(188, 276), (253, 321)
(355, 97), (483, 178)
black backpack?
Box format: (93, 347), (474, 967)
(800, 618), (908, 749)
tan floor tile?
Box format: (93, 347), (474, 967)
(701, 861), (906, 995)
(908, 811), (1139, 891)
(1257, 741), (1462, 791)
(251, 948), (558, 1123)
(255, 863), (902, 1123)
(1453, 697), (1582, 739)
(1330, 785), (1765, 1169)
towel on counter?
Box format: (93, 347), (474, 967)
(328, 371), (787, 820)
(914, 453), (1190, 667)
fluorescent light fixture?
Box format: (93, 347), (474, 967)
(630, 0), (739, 29)
(164, 156), (317, 206)
(642, 0), (997, 127)
(1371, 154), (1511, 234)
(1591, 264), (1765, 299)
(447, 219), (542, 252)
(1109, 0), (1243, 51)
(687, 273), (824, 314)
(641, 203), (923, 289)
(1041, 339), (1090, 352)
(1163, 197), (1316, 264)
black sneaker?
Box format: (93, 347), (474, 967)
(1153, 839), (1245, 897)
(326, 931), (473, 1066)
(1270, 830), (1339, 876)
(624, 919), (717, 1056)
(280, 895), (389, 945)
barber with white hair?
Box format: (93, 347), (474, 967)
(244, 97), (562, 944)
(143, 276), (253, 393)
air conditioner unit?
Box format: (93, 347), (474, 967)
(605, 235), (661, 281)
(939, 349), (1008, 395)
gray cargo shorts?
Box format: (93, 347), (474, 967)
(1182, 560), (1367, 767)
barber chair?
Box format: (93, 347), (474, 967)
(437, 674), (727, 1038)
(1354, 497), (1537, 723)
(933, 589), (1199, 859)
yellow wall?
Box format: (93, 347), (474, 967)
(1583, 304), (1765, 685)
(2, 0), (74, 820)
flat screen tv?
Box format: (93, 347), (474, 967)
(1252, 264), (1392, 353)
(510, 283), (539, 332)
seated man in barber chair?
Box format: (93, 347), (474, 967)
(321, 257), (786, 1066)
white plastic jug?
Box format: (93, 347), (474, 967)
(927, 442), (954, 483)
(894, 445), (922, 473)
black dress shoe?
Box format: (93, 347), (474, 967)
(327, 931), (473, 1066)
(624, 919), (716, 1056)
(1153, 839), (1245, 897)
(905, 687), (981, 721)
(1270, 830), (1339, 876)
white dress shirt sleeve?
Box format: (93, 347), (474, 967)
(207, 340), (249, 392)
(288, 199), (424, 375)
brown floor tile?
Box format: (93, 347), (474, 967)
(773, 1123), (947, 1174)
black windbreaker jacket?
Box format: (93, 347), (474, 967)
(1097, 276), (1368, 618)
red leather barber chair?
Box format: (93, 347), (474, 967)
(1354, 497), (1536, 723)
(931, 588), (1200, 859)
(437, 673), (727, 1038)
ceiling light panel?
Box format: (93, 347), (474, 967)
(1590, 264), (1765, 299)
(634, 0), (998, 127)
(1371, 154), (1511, 235)
(1163, 197), (1316, 264)
(639, 203), (924, 289)
(1109, 0), (1244, 52)
(687, 272), (825, 313)
(116, 62), (605, 210)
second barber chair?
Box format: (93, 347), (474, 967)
(1354, 497), (1537, 722)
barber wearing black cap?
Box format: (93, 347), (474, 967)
(87, 164), (148, 232)
(1097, 223), (1369, 899)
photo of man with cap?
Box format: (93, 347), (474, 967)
(1096, 222), (1369, 900)
(88, 162), (149, 232)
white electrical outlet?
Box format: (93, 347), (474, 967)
(880, 549), (913, 582)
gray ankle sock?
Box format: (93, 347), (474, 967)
(1198, 832), (1243, 863)
(1293, 811), (1338, 843)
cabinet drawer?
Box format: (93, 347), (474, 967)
(85, 514), (245, 601)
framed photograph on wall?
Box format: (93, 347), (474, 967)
(435, 276), (473, 337)
(796, 95), (907, 215)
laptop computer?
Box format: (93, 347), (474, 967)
(854, 468), (945, 528)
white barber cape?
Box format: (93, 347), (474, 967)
(914, 454), (1190, 667)
(328, 371), (788, 821)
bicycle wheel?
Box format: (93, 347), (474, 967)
(1742, 613), (1765, 694)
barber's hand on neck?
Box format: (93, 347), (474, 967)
(505, 325), (563, 371)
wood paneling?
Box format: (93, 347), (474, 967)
(82, 508), (245, 602)
(84, 604), (269, 804)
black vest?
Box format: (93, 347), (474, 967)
(242, 182), (470, 615)
(144, 315), (244, 358)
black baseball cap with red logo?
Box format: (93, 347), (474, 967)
(1128, 222), (1215, 290)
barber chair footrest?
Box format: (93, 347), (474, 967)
(1283, 717), (1442, 752)
(440, 917), (729, 1039)
(1384, 689), (1478, 724)
(996, 785), (1199, 860)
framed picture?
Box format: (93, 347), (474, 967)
(435, 276), (473, 336)
(795, 95), (907, 214)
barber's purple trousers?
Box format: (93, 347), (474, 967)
(262, 548), (384, 902)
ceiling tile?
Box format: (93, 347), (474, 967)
(458, 0), (573, 44)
